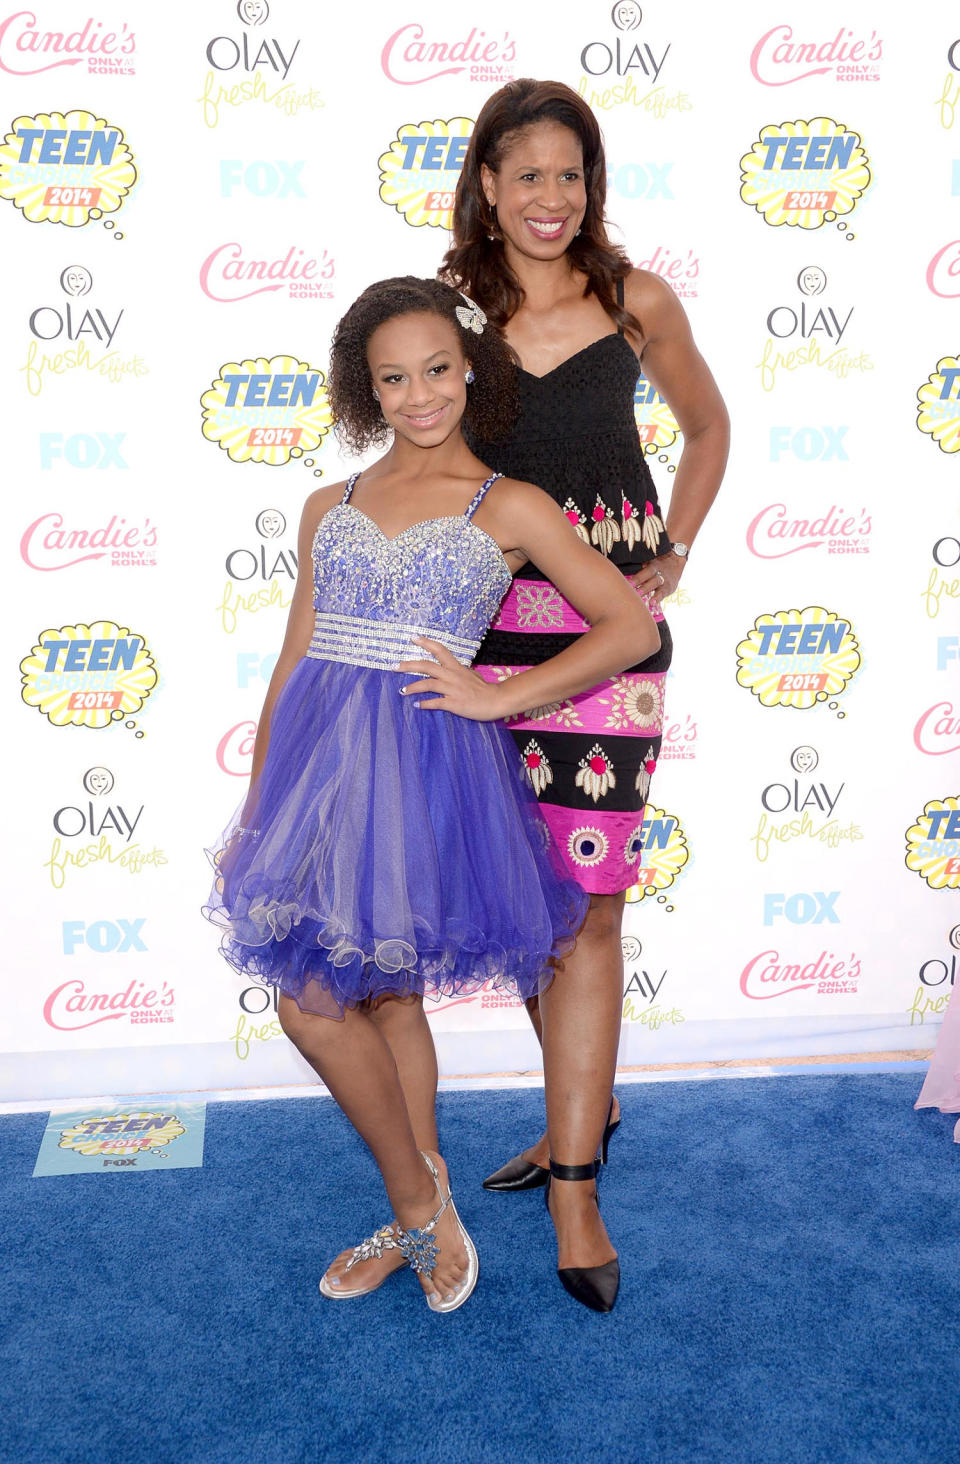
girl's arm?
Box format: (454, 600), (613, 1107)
(624, 269), (730, 602)
(243, 485), (340, 796)
(400, 482), (659, 721)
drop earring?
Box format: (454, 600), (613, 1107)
(465, 369), (475, 384)
(372, 388), (380, 401)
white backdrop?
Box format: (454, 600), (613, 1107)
(3, 0), (959, 1102)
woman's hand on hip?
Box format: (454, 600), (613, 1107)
(632, 551), (684, 603)
(398, 640), (507, 721)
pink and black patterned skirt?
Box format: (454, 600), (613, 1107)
(475, 576), (671, 896)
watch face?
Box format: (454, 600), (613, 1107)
(673, 542), (688, 557)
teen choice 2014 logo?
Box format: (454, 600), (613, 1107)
(379, 117), (473, 229)
(917, 356), (960, 455)
(21, 620), (157, 729)
(905, 797), (960, 891)
(740, 118), (870, 230)
(634, 373), (680, 455)
(0, 109), (136, 227)
(736, 607), (861, 710)
(201, 355), (333, 466)
(626, 805), (690, 908)
(58, 1111), (185, 1157)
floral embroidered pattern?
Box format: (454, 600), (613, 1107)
(575, 744), (616, 802)
(562, 499), (590, 543)
(642, 499), (665, 553)
(590, 496), (622, 557)
(621, 497), (643, 551)
(514, 583), (565, 628)
(635, 747), (658, 800)
(602, 675), (665, 731)
(507, 697), (583, 728)
(522, 739), (553, 796)
(567, 826), (609, 867)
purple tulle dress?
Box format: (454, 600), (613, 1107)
(916, 989), (960, 1141)
(204, 472), (588, 1018)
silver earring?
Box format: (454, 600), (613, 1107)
(465, 369), (475, 384)
(372, 388), (380, 401)
(575, 228), (582, 237)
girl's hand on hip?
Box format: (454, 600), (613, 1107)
(632, 551), (684, 603)
(398, 639), (506, 721)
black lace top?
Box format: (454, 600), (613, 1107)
(466, 331), (672, 582)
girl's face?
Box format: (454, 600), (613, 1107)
(366, 311), (469, 449)
(480, 121), (587, 263)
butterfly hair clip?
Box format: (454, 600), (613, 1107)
(454, 293), (487, 335)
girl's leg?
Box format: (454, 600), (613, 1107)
(538, 893), (625, 1269)
(277, 994), (466, 1301)
(367, 993), (439, 1152)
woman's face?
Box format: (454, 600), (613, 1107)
(480, 122), (587, 264)
(366, 311), (469, 450)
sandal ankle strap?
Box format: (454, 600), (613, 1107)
(394, 1152), (451, 1276)
(549, 1159), (600, 1182)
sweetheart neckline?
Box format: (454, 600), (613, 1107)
(319, 504), (514, 576)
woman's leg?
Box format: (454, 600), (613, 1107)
(538, 893), (625, 1268)
(278, 993), (465, 1301)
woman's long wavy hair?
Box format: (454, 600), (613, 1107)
(441, 78), (641, 335)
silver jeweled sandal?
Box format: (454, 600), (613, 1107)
(318, 1223), (406, 1300)
(394, 1152), (479, 1314)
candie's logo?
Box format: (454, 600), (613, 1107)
(380, 25), (515, 85)
(201, 354), (332, 465)
(740, 949), (861, 1000)
(378, 118), (472, 230)
(625, 805), (690, 908)
(21, 620), (157, 728)
(917, 357), (960, 454)
(0, 13), (137, 76)
(199, 242), (334, 303)
(736, 608), (861, 711)
(740, 119), (870, 230)
(905, 798), (960, 891)
(21, 512), (157, 570)
(57, 1111), (184, 1157)
(0, 109), (136, 226)
(749, 26), (882, 87)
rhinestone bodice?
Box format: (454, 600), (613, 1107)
(308, 474), (512, 671)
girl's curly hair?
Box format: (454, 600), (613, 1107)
(328, 276), (518, 456)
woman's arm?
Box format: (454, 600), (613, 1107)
(624, 269), (730, 601)
(244, 484), (341, 795)
(400, 482), (660, 721)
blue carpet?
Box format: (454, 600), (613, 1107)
(2, 1075), (958, 1464)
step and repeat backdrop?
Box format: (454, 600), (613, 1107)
(3, 0), (959, 1100)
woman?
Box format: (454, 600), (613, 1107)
(442, 79), (729, 1311)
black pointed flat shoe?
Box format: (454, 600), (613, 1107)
(481, 1153), (550, 1191)
(546, 1159), (621, 1313)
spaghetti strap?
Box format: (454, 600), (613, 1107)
(615, 276), (625, 333)
(464, 472), (502, 520)
(341, 472), (360, 504)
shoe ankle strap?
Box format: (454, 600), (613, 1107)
(549, 1159), (599, 1181)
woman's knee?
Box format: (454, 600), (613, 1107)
(580, 893), (627, 945)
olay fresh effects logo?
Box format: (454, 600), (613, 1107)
(577, 4), (688, 119)
(200, 242), (333, 302)
(620, 937), (684, 1030)
(740, 118), (871, 231)
(908, 927), (960, 1027)
(0, 109), (136, 226)
(749, 26), (882, 86)
(736, 608), (861, 712)
(22, 264), (146, 397)
(20, 512), (157, 569)
(201, 354), (332, 465)
(217, 508), (296, 633)
(381, 24), (515, 85)
(757, 266), (871, 393)
(922, 536), (960, 621)
(740, 948), (861, 1000)
(378, 118), (472, 230)
(751, 745), (860, 865)
(0, 11), (136, 75)
(199, 1), (322, 129)
(905, 798), (960, 891)
(21, 621), (157, 730)
(917, 357), (960, 454)
(44, 767), (166, 890)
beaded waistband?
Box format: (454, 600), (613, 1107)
(306, 611), (481, 671)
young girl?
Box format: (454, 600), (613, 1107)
(204, 277), (659, 1314)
